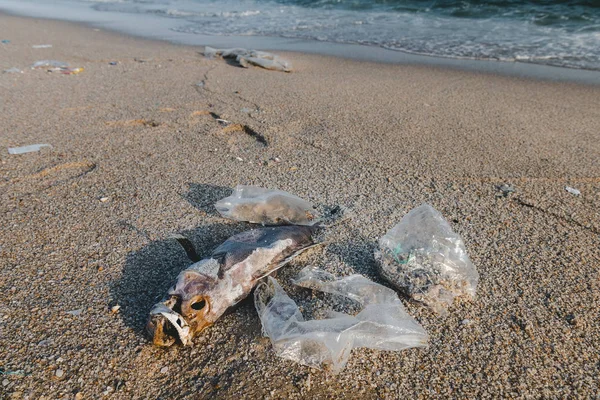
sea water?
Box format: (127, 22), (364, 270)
(3, 0), (600, 71)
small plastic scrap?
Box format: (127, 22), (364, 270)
(376, 204), (479, 313)
(237, 55), (292, 72)
(565, 186), (581, 196)
(254, 267), (428, 373)
(58, 67), (84, 75)
(215, 185), (319, 226)
(109, 61), (118, 65)
(203, 46), (292, 72)
(496, 183), (515, 197)
(1, 40), (9, 44)
(8, 144), (53, 155)
(3, 68), (23, 74)
(31, 60), (68, 69)
(32, 44), (52, 48)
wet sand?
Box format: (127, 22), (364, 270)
(1, 13), (599, 399)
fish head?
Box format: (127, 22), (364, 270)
(147, 258), (221, 346)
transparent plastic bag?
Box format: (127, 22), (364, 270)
(376, 204), (479, 313)
(254, 267), (428, 373)
(215, 185), (319, 226)
(203, 47), (292, 72)
(31, 60), (68, 69)
(236, 55), (292, 72)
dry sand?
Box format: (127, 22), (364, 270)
(1, 13), (599, 399)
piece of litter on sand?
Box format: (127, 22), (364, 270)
(3, 68), (23, 74)
(8, 144), (53, 155)
(66, 309), (83, 316)
(235, 157), (244, 161)
(1, 40), (10, 44)
(32, 44), (52, 49)
(496, 183), (515, 197)
(31, 60), (68, 69)
(57, 67), (84, 75)
(216, 118), (230, 126)
(160, 366), (169, 374)
(375, 204), (479, 314)
(237, 54), (292, 72)
(565, 186), (581, 196)
(99, 197), (109, 202)
(109, 61), (118, 65)
(215, 185), (319, 226)
(0, 369), (28, 376)
(254, 267), (428, 374)
(111, 305), (121, 314)
(203, 46), (292, 72)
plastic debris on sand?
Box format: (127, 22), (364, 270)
(1, 40), (9, 44)
(203, 47), (292, 72)
(57, 67), (84, 75)
(31, 60), (68, 69)
(375, 204), (479, 313)
(565, 186), (581, 196)
(496, 183), (515, 197)
(32, 44), (52, 48)
(8, 144), (53, 155)
(254, 267), (428, 373)
(3, 68), (23, 74)
(215, 185), (319, 226)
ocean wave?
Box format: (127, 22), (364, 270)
(87, 0), (600, 70)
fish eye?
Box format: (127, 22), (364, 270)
(191, 299), (206, 311)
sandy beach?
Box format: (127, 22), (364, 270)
(1, 13), (599, 399)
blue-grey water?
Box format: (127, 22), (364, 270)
(4, 0), (600, 71)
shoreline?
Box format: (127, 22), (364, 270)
(1, 0), (599, 85)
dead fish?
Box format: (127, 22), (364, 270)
(147, 225), (318, 347)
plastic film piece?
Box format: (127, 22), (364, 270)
(375, 204), (479, 313)
(215, 185), (319, 226)
(255, 267), (428, 373)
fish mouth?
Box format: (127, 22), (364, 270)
(147, 303), (191, 347)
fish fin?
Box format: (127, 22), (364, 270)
(171, 234), (202, 262)
(255, 242), (326, 281)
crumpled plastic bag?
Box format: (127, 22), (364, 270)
(254, 267), (428, 373)
(215, 185), (319, 226)
(376, 204), (479, 313)
(203, 47), (292, 72)
(31, 60), (68, 69)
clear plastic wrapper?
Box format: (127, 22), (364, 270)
(376, 204), (479, 313)
(215, 185), (319, 226)
(3, 67), (23, 74)
(31, 60), (68, 69)
(254, 267), (428, 373)
(8, 144), (53, 154)
(203, 47), (292, 72)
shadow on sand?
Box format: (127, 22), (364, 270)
(182, 183), (232, 216)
